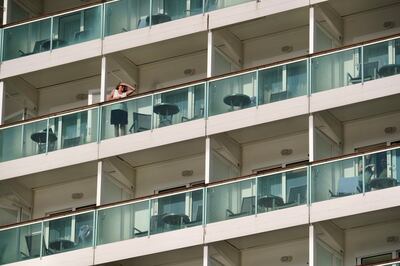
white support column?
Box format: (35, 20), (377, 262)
(96, 160), (103, 206)
(309, 114), (314, 162)
(3, 0), (9, 25)
(0, 81), (5, 125)
(100, 56), (107, 102)
(205, 136), (211, 184)
(203, 245), (209, 266)
(207, 30), (214, 78)
(309, 6), (315, 54)
(309, 224), (316, 266)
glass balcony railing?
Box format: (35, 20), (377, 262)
(311, 147), (400, 203)
(2, 0), (259, 62)
(258, 59), (308, 104)
(311, 37), (400, 93)
(0, 211), (94, 265)
(1, 36), (400, 163)
(208, 71), (257, 116)
(149, 189), (203, 234)
(96, 200), (150, 245)
(0, 108), (99, 163)
(1, 146), (400, 264)
(205, 0), (253, 12)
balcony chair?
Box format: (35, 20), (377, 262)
(133, 227), (148, 238)
(181, 108), (204, 122)
(74, 29), (91, 42)
(269, 91), (288, 103)
(149, 214), (165, 234)
(226, 196), (255, 219)
(329, 176), (361, 198)
(23, 234), (53, 259)
(62, 136), (81, 149)
(129, 112), (151, 133)
(275, 185), (307, 210)
(186, 205), (203, 226)
(347, 61), (378, 84)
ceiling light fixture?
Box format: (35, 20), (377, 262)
(281, 45), (293, 53)
(281, 149), (293, 156)
(383, 21), (395, 29)
(182, 170), (194, 177)
(384, 126), (397, 134)
(280, 256), (293, 262)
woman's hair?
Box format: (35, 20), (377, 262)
(115, 82), (127, 92)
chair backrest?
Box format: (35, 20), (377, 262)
(63, 136), (81, 149)
(25, 233), (42, 258)
(241, 196), (255, 213)
(363, 61), (379, 78)
(270, 91), (287, 102)
(288, 185), (307, 204)
(133, 112), (151, 132)
(74, 30), (90, 41)
(150, 214), (164, 233)
(337, 176), (359, 194)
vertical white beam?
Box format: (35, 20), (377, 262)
(207, 31), (214, 78)
(100, 56), (107, 102)
(96, 160), (103, 206)
(205, 137), (211, 184)
(0, 81), (5, 125)
(309, 6), (315, 54)
(309, 224), (316, 266)
(203, 245), (209, 266)
(3, 0), (9, 25)
(309, 114), (314, 162)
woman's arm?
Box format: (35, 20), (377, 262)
(107, 89), (116, 101)
(121, 83), (137, 96)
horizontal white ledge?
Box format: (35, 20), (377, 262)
(310, 74), (400, 113)
(0, 143), (98, 181)
(204, 205), (309, 243)
(94, 226), (204, 264)
(0, 40), (102, 79)
(207, 96), (309, 135)
(310, 186), (400, 223)
(5, 247), (93, 266)
(98, 119), (206, 159)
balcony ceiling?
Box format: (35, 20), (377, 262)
(227, 225), (308, 250)
(329, 94), (400, 123)
(119, 138), (205, 168)
(329, 0), (400, 17)
(13, 161), (97, 189)
(228, 115), (309, 144)
(332, 206), (400, 229)
(121, 32), (207, 66)
(19, 57), (101, 89)
(226, 7), (309, 41)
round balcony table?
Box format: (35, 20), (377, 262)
(223, 93), (251, 110)
(258, 195), (284, 210)
(31, 130), (58, 153)
(378, 64), (400, 77)
(369, 178), (398, 190)
(153, 103), (180, 127)
(162, 213), (190, 229)
(49, 239), (75, 252)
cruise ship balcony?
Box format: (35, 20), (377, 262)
(312, 206), (400, 266)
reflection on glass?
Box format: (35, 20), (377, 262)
(3, 18), (51, 61)
(97, 201), (150, 245)
(206, 0), (252, 12)
(105, 0), (151, 35)
(0, 222), (42, 265)
(311, 157), (362, 203)
(43, 212), (94, 256)
(311, 47), (361, 92)
(150, 190), (203, 234)
(258, 60), (307, 105)
(101, 96), (152, 140)
(208, 72), (257, 116)
(151, 0), (203, 26)
(257, 168), (307, 213)
(207, 179), (255, 223)
(153, 84), (205, 128)
(0, 119), (48, 162)
(364, 150), (399, 192)
(51, 6), (101, 49)
(364, 39), (400, 79)
(49, 109), (98, 151)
